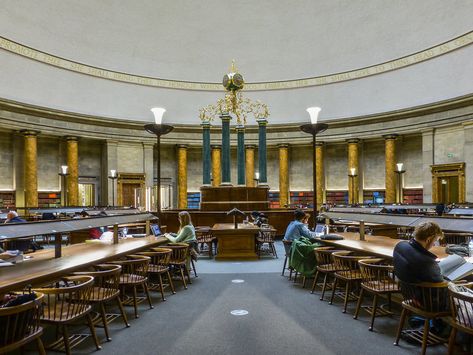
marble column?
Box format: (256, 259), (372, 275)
(201, 121), (211, 185)
(23, 130), (39, 208)
(347, 139), (360, 204)
(245, 145), (256, 187)
(66, 136), (79, 206)
(211, 145), (222, 187)
(177, 145), (188, 209)
(257, 118), (268, 185)
(384, 134), (398, 204)
(236, 125), (246, 185)
(316, 142), (325, 209)
(278, 144), (289, 208)
(220, 114), (232, 185)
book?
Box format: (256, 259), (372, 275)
(439, 254), (473, 281)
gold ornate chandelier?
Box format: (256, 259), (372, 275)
(199, 61), (269, 125)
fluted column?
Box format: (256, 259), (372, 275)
(220, 114), (232, 185)
(315, 142), (325, 209)
(23, 130), (39, 208)
(66, 136), (79, 206)
(245, 145), (256, 187)
(237, 125), (246, 185)
(384, 134), (398, 203)
(211, 145), (221, 187)
(257, 118), (268, 185)
(347, 139), (360, 204)
(177, 145), (188, 209)
(278, 144), (289, 208)
(201, 121), (211, 185)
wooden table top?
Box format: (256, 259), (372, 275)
(0, 236), (168, 294)
(316, 232), (448, 259)
(212, 223), (261, 231)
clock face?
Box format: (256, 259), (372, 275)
(222, 74), (230, 88)
(232, 73), (244, 88)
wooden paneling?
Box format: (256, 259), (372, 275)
(200, 186), (269, 211)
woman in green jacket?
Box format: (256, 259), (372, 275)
(165, 211), (196, 243)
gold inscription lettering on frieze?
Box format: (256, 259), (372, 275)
(0, 31), (472, 91)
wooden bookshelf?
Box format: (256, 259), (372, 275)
(326, 190), (348, 205)
(0, 191), (15, 209)
(187, 192), (200, 209)
(37, 192), (61, 208)
(268, 191), (280, 209)
(403, 188), (423, 204)
(363, 190), (386, 204)
(290, 191), (313, 208)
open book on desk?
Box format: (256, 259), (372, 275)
(439, 254), (473, 281)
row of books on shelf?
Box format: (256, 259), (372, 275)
(187, 192), (200, 209)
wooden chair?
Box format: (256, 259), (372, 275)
(166, 243), (191, 289)
(310, 247), (336, 300)
(139, 248), (176, 301)
(354, 258), (400, 330)
(394, 281), (450, 355)
(446, 282), (473, 355)
(256, 229), (278, 258)
(73, 264), (130, 341)
(281, 240), (293, 277)
(108, 254), (154, 319)
(0, 292), (45, 355)
(329, 251), (368, 313)
(34, 275), (101, 355)
(441, 233), (473, 246)
(196, 228), (216, 258)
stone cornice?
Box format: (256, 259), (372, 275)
(1, 94), (473, 145)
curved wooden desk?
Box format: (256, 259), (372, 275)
(0, 236), (168, 294)
(316, 232), (448, 259)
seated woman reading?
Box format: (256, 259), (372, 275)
(164, 211), (197, 244)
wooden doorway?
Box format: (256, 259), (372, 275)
(431, 163), (465, 203)
(117, 173), (145, 207)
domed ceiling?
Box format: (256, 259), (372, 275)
(0, 0), (472, 124)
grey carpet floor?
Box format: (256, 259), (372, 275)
(28, 243), (449, 354)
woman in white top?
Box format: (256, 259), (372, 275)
(165, 211), (196, 243)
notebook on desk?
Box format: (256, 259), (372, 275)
(439, 254), (473, 281)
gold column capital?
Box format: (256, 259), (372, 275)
(257, 118), (268, 126)
(346, 138), (360, 144)
(245, 145), (256, 150)
(315, 141), (325, 147)
(64, 135), (79, 141)
(20, 129), (40, 137)
(277, 143), (289, 149)
(211, 144), (221, 150)
(382, 134), (399, 140)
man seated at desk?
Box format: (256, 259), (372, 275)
(283, 209), (316, 241)
(393, 221), (443, 283)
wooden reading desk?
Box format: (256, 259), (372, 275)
(211, 223), (262, 260)
(0, 236), (167, 294)
(316, 232), (448, 259)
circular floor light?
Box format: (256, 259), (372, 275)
(230, 310), (249, 316)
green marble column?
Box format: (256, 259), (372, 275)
(221, 114), (232, 185)
(257, 118), (268, 185)
(202, 121), (211, 185)
(236, 125), (245, 185)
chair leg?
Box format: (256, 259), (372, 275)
(36, 337), (46, 355)
(167, 270), (176, 294)
(116, 296), (130, 327)
(448, 327), (457, 355)
(289, 267), (293, 280)
(185, 265), (192, 284)
(62, 325), (71, 355)
(143, 282), (154, 309)
(87, 313), (102, 350)
(158, 274), (166, 301)
(191, 259), (198, 277)
(281, 256), (288, 276)
(369, 294), (378, 331)
(343, 281), (350, 313)
(329, 277), (338, 305)
(320, 273), (329, 301)
(100, 302), (112, 341)
(180, 267), (188, 289)
(353, 288), (365, 319)
(394, 308), (408, 345)
(311, 271), (319, 293)
(133, 286), (139, 318)
(421, 318), (430, 355)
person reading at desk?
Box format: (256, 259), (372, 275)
(164, 211), (197, 244)
(283, 209), (316, 241)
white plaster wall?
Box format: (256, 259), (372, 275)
(78, 139), (102, 177)
(0, 132), (14, 190)
(325, 144), (348, 190)
(402, 136), (423, 187)
(37, 137), (60, 191)
(289, 145), (312, 191)
(187, 147), (203, 192)
(117, 143), (144, 173)
(362, 140), (385, 189)
(0, 1), (472, 123)
(434, 126), (465, 164)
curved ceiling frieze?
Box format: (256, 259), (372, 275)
(1, 31), (472, 92)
